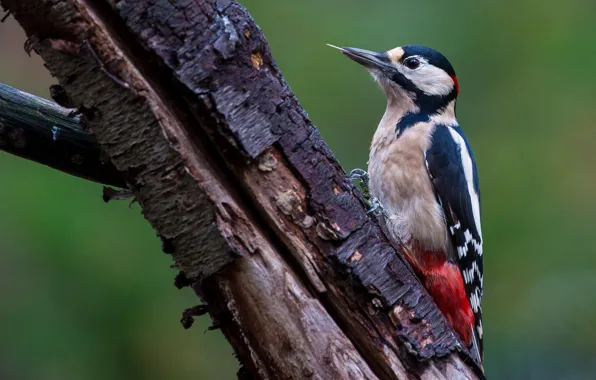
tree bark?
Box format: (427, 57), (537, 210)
(0, 1), (484, 379)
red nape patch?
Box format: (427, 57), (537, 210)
(450, 75), (460, 95)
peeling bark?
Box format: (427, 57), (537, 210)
(1, 0), (484, 379)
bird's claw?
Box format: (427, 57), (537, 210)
(367, 197), (382, 213)
(367, 197), (389, 218)
(348, 168), (371, 198)
(348, 168), (369, 184)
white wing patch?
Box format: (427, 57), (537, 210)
(446, 127), (483, 252)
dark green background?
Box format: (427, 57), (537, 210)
(1, 1), (595, 379)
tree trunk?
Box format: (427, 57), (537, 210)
(0, 1), (483, 379)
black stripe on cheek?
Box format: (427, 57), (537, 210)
(387, 69), (457, 115)
(388, 70), (419, 93)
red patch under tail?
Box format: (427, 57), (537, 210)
(403, 244), (475, 346)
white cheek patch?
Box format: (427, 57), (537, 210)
(398, 64), (454, 96)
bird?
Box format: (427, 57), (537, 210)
(330, 44), (484, 368)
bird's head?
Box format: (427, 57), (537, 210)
(330, 44), (458, 114)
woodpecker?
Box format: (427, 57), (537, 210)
(331, 44), (484, 367)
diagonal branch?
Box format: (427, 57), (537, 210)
(0, 82), (124, 187)
(0, 0), (484, 379)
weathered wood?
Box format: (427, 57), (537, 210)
(0, 82), (124, 187)
(1, 0), (484, 379)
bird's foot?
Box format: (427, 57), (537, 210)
(367, 196), (381, 213)
(348, 168), (388, 217)
(367, 196), (389, 218)
(348, 168), (371, 198)
(348, 167), (368, 179)
(348, 168), (369, 185)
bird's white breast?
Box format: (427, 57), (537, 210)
(368, 119), (450, 252)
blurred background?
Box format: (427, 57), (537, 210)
(1, 0), (596, 379)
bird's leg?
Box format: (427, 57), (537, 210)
(348, 168), (388, 217)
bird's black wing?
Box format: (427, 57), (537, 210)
(424, 124), (484, 362)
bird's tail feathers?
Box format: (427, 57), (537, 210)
(468, 328), (484, 372)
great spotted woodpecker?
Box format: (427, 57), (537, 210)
(330, 44), (484, 367)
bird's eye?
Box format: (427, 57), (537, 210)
(403, 57), (421, 70)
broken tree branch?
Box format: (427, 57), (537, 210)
(1, 0), (484, 379)
(0, 82), (124, 187)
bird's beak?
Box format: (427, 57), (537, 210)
(327, 44), (391, 71)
